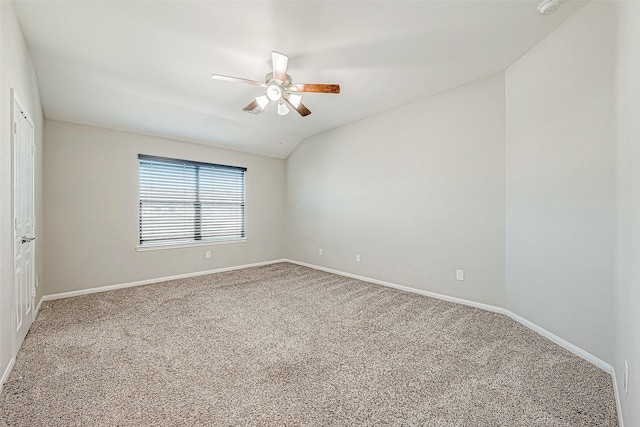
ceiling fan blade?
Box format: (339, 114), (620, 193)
(212, 74), (266, 87)
(242, 95), (269, 114)
(284, 97), (311, 117)
(291, 83), (340, 94)
(272, 51), (289, 84)
(287, 93), (303, 108)
(242, 99), (260, 113)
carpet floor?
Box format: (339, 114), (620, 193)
(0, 262), (617, 426)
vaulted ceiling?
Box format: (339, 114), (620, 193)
(13, 1), (586, 158)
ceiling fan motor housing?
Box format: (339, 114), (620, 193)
(265, 72), (294, 101)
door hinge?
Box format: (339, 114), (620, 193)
(32, 145), (35, 155)
(32, 287), (36, 298)
(13, 122), (17, 134)
(14, 218), (18, 230)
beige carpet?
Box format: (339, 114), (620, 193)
(0, 262), (617, 426)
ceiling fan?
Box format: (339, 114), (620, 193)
(212, 51), (340, 117)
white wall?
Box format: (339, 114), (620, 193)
(286, 73), (506, 307)
(505, 2), (616, 363)
(615, 2), (640, 424)
(44, 120), (285, 294)
(0, 2), (44, 383)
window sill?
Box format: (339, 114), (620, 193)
(136, 239), (247, 252)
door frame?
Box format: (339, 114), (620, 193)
(11, 89), (36, 355)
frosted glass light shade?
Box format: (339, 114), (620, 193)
(277, 101), (289, 116)
(267, 85), (282, 101)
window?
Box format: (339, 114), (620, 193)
(138, 155), (246, 248)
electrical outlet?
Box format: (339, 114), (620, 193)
(456, 270), (464, 281)
(625, 360), (629, 394)
(319, 248), (323, 256)
(356, 254), (361, 262)
(205, 251), (212, 259)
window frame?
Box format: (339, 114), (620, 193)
(136, 154), (247, 251)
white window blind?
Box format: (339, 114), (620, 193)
(139, 155), (246, 247)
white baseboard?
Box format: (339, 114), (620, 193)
(37, 258), (622, 426)
(610, 366), (625, 427)
(285, 259), (505, 315)
(0, 357), (16, 394)
(3, 299), (44, 395)
(34, 296), (44, 318)
(42, 259), (287, 302)
(285, 258), (622, 425)
(503, 310), (612, 372)
(285, 259), (612, 371)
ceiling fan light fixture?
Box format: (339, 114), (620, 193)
(256, 95), (269, 110)
(538, 0), (560, 15)
(277, 101), (289, 116)
(267, 84), (282, 101)
(212, 51), (339, 118)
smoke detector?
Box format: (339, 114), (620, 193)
(538, 0), (560, 15)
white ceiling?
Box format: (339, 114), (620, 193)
(13, 0), (586, 159)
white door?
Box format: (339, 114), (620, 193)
(13, 92), (35, 349)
